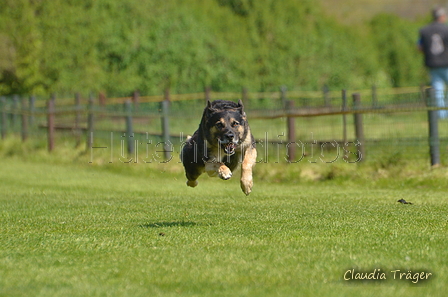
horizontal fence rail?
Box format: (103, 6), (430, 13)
(14, 86), (424, 108)
(0, 86), (446, 166)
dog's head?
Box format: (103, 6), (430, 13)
(201, 99), (248, 155)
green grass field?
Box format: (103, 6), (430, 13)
(0, 142), (447, 296)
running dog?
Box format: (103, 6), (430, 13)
(181, 100), (257, 195)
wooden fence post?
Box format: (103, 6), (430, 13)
(98, 92), (106, 122)
(99, 92), (106, 107)
(132, 90), (139, 111)
(29, 96), (35, 128)
(86, 94), (94, 152)
(21, 97), (28, 142)
(11, 95), (19, 132)
(74, 93), (81, 146)
(161, 89), (171, 161)
(426, 88), (440, 166)
(352, 93), (365, 161)
(124, 100), (134, 155)
(342, 89), (347, 144)
(0, 97), (6, 139)
(286, 100), (296, 162)
(47, 95), (55, 152)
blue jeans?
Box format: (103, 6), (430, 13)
(430, 67), (448, 119)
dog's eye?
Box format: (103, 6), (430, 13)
(231, 121), (240, 127)
(215, 122), (224, 129)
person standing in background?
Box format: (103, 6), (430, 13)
(418, 7), (448, 119)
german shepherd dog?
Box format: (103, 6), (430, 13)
(181, 100), (257, 195)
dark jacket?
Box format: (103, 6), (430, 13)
(419, 22), (448, 68)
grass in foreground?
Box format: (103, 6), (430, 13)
(0, 152), (447, 296)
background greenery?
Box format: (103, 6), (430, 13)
(0, 0), (431, 98)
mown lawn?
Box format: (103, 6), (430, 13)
(0, 156), (446, 297)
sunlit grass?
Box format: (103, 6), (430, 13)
(0, 144), (447, 296)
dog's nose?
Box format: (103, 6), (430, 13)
(226, 132), (234, 139)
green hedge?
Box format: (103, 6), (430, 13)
(0, 0), (428, 97)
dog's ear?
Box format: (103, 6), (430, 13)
(237, 99), (246, 116)
(205, 99), (215, 117)
(207, 99), (215, 111)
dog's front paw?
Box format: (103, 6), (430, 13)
(240, 176), (253, 195)
(218, 165), (232, 180)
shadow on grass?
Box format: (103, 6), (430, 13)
(139, 221), (200, 228)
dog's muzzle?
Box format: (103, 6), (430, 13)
(220, 133), (238, 155)
(224, 142), (237, 155)
(219, 135), (238, 155)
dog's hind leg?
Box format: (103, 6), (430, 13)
(187, 180), (198, 187)
(240, 145), (257, 195)
(181, 137), (203, 188)
(185, 170), (201, 187)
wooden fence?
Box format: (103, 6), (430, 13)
(0, 86), (443, 166)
